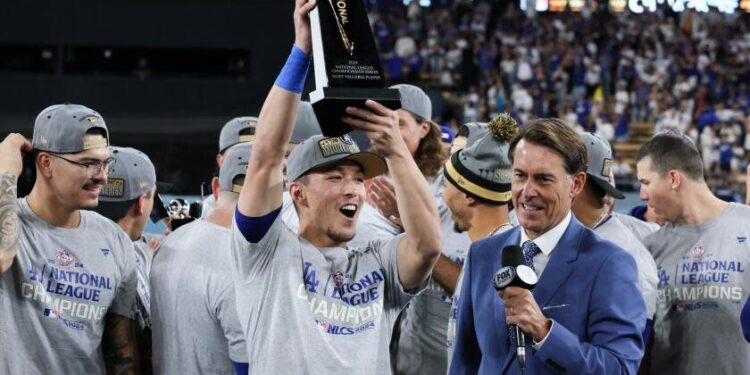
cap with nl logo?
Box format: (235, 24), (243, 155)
(99, 147), (156, 202)
(219, 142), (253, 193)
(32, 104), (110, 153)
(579, 132), (625, 199)
(219, 116), (258, 153)
(286, 134), (387, 183)
(95, 146), (157, 221)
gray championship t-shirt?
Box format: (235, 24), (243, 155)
(595, 214), (658, 318)
(645, 203), (750, 375)
(150, 219), (247, 374)
(391, 173), (472, 375)
(232, 213), (419, 374)
(0, 198), (137, 375)
(612, 211), (660, 246)
(133, 238), (153, 330)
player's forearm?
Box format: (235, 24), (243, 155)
(388, 150), (442, 260)
(0, 173), (20, 274)
(103, 314), (140, 375)
(252, 86), (301, 170)
(431, 254), (462, 295)
(239, 47), (310, 216)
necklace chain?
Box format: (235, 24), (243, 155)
(591, 209), (610, 230)
(488, 222), (512, 237)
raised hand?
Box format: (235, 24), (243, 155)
(0, 133), (32, 177)
(367, 176), (402, 227)
(294, 0), (317, 54)
(343, 100), (407, 158)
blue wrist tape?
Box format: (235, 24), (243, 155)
(274, 45), (311, 94)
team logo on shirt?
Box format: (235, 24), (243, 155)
(657, 267), (670, 289)
(738, 237), (747, 244)
(43, 308), (60, 319)
(100, 248), (110, 256)
(690, 245), (707, 260)
(55, 249), (77, 267)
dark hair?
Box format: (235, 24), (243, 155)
(414, 119), (449, 178)
(507, 118), (587, 175)
(635, 132), (703, 180)
(456, 124), (472, 138)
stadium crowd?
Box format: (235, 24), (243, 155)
(370, 0), (750, 199)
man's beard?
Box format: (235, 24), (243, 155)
(326, 228), (356, 244)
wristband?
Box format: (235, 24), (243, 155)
(274, 45), (311, 94)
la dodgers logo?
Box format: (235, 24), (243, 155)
(55, 249), (77, 267)
(657, 267), (670, 289)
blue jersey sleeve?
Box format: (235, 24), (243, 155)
(235, 206), (282, 244)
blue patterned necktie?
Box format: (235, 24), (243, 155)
(522, 241), (541, 271)
(508, 241), (541, 347)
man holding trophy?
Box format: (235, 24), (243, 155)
(229, 1), (442, 374)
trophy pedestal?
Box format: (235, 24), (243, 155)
(310, 87), (401, 137)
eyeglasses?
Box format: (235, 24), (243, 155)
(48, 153), (115, 177)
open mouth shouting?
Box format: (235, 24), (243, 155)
(339, 203), (358, 219)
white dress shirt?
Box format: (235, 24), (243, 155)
(518, 211), (573, 349)
(519, 211), (572, 278)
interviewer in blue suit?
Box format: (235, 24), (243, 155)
(450, 118), (646, 375)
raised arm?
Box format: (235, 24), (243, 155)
(237, 0), (316, 218)
(0, 133), (31, 274)
(344, 101), (442, 290)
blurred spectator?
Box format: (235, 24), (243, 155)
(367, 1), (748, 198)
(613, 154), (634, 180)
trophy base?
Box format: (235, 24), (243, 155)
(309, 87), (402, 137)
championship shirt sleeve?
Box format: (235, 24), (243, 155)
(213, 282), (248, 363)
(110, 239), (138, 319)
(231, 207), (285, 283)
(372, 234), (427, 311)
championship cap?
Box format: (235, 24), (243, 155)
(389, 84), (432, 120)
(219, 116), (257, 153)
(32, 104), (109, 153)
(286, 134), (386, 183)
(444, 114), (517, 204)
(95, 146), (157, 220)
(579, 132), (625, 199)
(219, 142), (253, 193)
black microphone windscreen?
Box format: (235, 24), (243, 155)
(501, 245), (525, 268)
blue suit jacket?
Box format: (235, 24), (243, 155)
(450, 217), (645, 375)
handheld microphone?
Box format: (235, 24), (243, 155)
(493, 245), (539, 372)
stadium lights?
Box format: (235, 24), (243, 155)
(522, 0), (741, 13)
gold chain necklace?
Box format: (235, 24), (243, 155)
(488, 222), (512, 237)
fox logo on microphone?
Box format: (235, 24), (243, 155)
(493, 266), (517, 290)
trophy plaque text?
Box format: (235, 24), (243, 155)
(309, 0), (401, 137)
